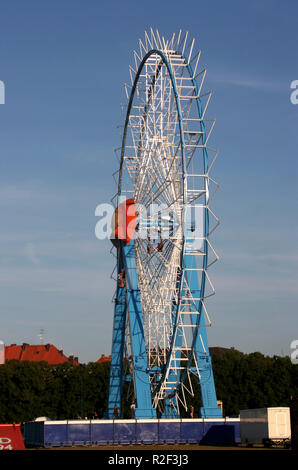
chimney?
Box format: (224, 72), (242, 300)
(69, 355), (78, 364)
(45, 344), (50, 352)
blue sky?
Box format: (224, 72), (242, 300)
(0, 0), (297, 362)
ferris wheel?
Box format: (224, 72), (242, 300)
(105, 29), (222, 419)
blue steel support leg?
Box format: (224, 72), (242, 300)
(124, 240), (156, 419)
(194, 305), (222, 418)
(162, 397), (179, 418)
(181, 56), (221, 418)
(104, 243), (127, 419)
(187, 251), (222, 418)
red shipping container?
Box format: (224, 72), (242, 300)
(0, 424), (25, 450)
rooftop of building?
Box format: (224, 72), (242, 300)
(4, 343), (79, 365)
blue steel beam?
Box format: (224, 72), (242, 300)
(181, 56), (222, 418)
(123, 240), (156, 419)
(104, 243), (127, 419)
(185, 250), (222, 418)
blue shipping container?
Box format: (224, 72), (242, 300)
(24, 418), (240, 447)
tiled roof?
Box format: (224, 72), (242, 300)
(97, 354), (111, 363)
(4, 345), (22, 361)
(4, 344), (79, 365)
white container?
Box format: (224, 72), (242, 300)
(240, 407), (291, 445)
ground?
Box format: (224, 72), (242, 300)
(33, 443), (289, 451)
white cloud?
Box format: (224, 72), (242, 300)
(0, 184), (35, 204)
(0, 234), (110, 266)
(209, 72), (286, 93)
(0, 265), (113, 298)
(213, 272), (298, 296)
(221, 251), (298, 263)
(23, 243), (40, 266)
(0, 180), (109, 207)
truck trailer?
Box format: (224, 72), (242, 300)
(240, 407), (291, 447)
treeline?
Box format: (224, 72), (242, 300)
(0, 361), (110, 423)
(212, 349), (298, 416)
(0, 349), (297, 422)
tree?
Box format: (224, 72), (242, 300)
(0, 352), (297, 422)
